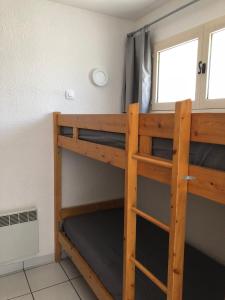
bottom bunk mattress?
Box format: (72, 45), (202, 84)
(63, 208), (225, 300)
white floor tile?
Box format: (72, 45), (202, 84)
(33, 282), (80, 300)
(13, 294), (33, 300)
(0, 271), (30, 300)
(60, 259), (80, 280)
(25, 263), (67, 292)
(71, 277), (97, 300)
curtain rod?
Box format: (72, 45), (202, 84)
(127, 0), (201, 37)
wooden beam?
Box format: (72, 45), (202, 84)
(191, 113), (225, 145)
(139, 112), (225, 145)
(139, 113), (174, 138)
(167, 100), (192, 300)
(137, 162), (225, 206)
(58, 137), (126, 169)
(53, 112), (62, 262)
(58, 114), (128, 133)
(61, 198), (124, 219)
(188, 165), (225, 205)
(123, 103), (139, 300)
(59, 232), (113, 300)
(139, 135), (152, 155)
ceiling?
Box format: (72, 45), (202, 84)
(50, 0), (169, 20)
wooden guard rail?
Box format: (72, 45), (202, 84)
(123, 100), (192, 300)
(56, 106), (225, 206)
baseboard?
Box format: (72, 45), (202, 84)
(0, 261), (24, 277)
(24, 253), (54, 270)
(0, 253), (54, 276)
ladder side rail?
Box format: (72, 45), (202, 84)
(123, 103), (139, 300)
(167, 100), (192, 300)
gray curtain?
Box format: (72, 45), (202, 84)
(122, 30), (152, 113)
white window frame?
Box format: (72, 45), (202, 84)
(152, 15), (225, 111)
(200, 16), (225, 109)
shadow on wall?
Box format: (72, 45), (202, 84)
(62, 150), (125, 207)
(137, 176), (225, 265)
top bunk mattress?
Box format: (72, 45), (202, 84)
(62, 208), (225, 300)
(60, 127), (225, 171)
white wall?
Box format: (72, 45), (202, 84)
(0, 0), (132, 260)
(135, 0), (225, 264)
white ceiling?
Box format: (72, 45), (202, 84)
(50, 0), (169, 20)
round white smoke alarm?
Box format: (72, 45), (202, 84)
(91, 68), (109, 87)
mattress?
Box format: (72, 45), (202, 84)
(60, 127), (125, 149)
(63, 208), (225, 300)
(60, 127), (225, 171)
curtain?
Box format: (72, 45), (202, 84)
(122, 30), (152, 113)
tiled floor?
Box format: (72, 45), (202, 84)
(0, 259), (97, 300)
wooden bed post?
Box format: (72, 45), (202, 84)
(123, 103), (139, 300)
(53, 112), (62, 262)
(167, 100), (192, 300)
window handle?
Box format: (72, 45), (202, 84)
(202, 62), (206, 74)
(198, 61), (202, 74)
(198, 61), (207, 74)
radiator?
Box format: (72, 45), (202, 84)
(0, 208), (39, 264)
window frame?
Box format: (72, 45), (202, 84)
(200, 16), (225, 109)
(152, 15), (225, 111)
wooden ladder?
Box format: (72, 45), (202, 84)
(123, 100), (192, 300)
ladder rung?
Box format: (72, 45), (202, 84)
(131, 207), (170, 233)
(132, 154), (172, 168)
(131, 257), (168, 294)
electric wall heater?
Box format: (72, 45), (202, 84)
(0, 208), (39, 263)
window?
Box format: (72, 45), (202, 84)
(152, 16), (225, 110)
(157, 39), (198, 104)
(206, 28), (225, 100)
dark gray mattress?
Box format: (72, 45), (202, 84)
(63, 208), (225, 300)
(60, 127), (225, 171)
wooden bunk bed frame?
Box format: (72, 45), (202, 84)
(53, 100), (225, 300)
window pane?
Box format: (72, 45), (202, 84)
(157, 39), (198, 103)
(207, 27), (225, 100)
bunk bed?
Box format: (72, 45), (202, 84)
(53, 100), (225, 300)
